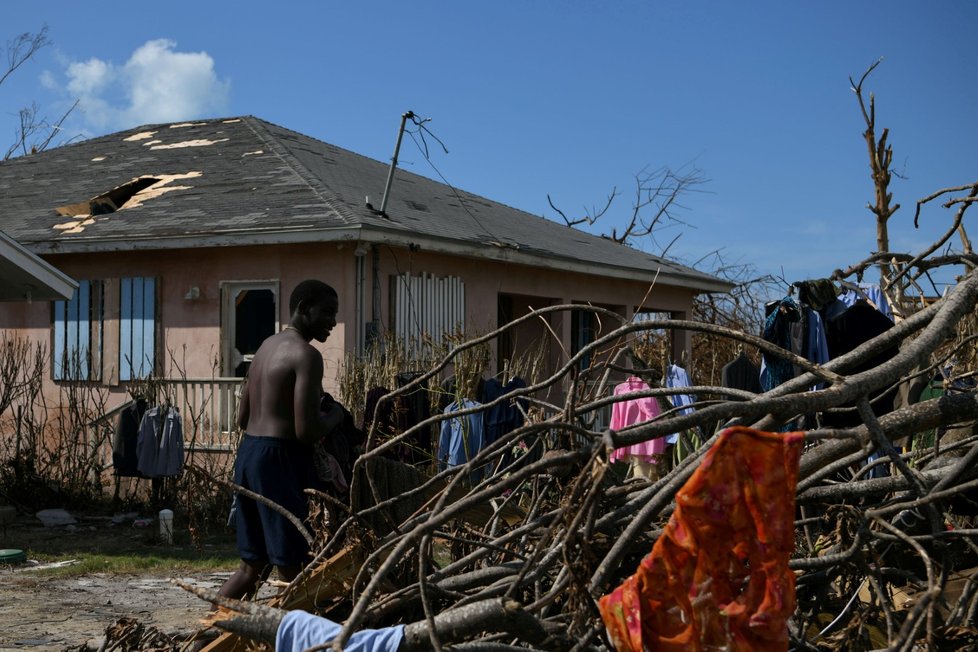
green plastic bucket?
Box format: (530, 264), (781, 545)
(0, 548), (26, 564)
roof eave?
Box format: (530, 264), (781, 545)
(355, 226), (735, 294)
(0, 230), (78, 301)
(21, 224), (734, 294)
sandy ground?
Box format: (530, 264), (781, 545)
(0, 508), (240, 651)
(0, 568), (227, 651)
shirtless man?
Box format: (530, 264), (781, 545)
(218, 279), (345, 600)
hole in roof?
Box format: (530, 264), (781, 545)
(55, 177), (161, 217)
(404, 200), (429, 212)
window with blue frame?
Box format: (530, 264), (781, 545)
(53, 280), (104, 381)
(119, 277), (157, 381)
(571, 308), (596, 371)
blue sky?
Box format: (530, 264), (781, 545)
(2, 1), (976, 292)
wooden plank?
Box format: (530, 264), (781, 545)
(141, 277), (155, 377)
(53, 297), (66, 380)
(120, 277), (132, 381)
(101, 278), (120, 386)
(131, 276), (145, 378)
(76, 280), (90, 380)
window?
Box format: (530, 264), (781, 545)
(53, 280), (104, 381)
(221, 281), (279, 377)
(391, 273), (465, 354)
(119, 277), (157, 381)
(571, 308), (596, 371)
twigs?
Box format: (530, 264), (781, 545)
(321, 264), (978, 649)
(165, 266), (978, 651)
(151, 75), (978, 645)
(886, 182), (978, 292)
(914, 182), (978, 227)
(8, 60), (971, 652)
(2, 27), (80, 160)
(871, 516), (940, 650)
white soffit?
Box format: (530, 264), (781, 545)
(0, 230), (77, 301)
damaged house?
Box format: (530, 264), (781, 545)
(0, 116), (730, 445)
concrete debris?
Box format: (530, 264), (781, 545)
(35, 508), (77, 527)
(15, 558), (80, 572)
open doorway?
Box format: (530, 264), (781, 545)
(221, 281), (279, 377)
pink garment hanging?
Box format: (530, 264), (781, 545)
(610, 377), (665, 462)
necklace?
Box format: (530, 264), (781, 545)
(283, 325), (300, 334)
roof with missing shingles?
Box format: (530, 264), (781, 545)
(0, 116), (731, 292)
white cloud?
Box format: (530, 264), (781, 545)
(39, 70), (57, 91)
(59, 39), (230, 131)
(66, 57), (113, 96)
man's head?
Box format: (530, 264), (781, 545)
(289, 280), (338, 342)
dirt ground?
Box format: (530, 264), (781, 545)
(0, 569), (228, 650)
(0, 509), (240, 651)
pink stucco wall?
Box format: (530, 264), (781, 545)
(369, 246), (692, 329)
(370, 246), (695, 368)
(0, 241), (697, 416)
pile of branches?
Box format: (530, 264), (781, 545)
(198, 238), (978, 651)
(190, 67), (978, 651)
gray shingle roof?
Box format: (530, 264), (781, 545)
(0, 116), (731, 292)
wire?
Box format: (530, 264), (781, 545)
(402, 114), (500, 243)
(408, 115), (448, 159)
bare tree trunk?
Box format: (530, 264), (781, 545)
(851, 60), (901, 291)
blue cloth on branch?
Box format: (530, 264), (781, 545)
(276, 609), (404, 652)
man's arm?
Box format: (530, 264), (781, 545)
(236, 376), (250, 431)
(293, 347), (343, 444)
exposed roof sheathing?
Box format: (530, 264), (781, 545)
(0, 116), (731, 292)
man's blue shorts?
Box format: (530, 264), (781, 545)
(233, 434), (318, 567)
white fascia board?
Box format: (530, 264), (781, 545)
(0, 230), (78, 301)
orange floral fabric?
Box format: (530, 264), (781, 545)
(599, 426), (804, 652)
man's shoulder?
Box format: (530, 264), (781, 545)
(255, 332), (317, 362)
(278, 335), (322, 367)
